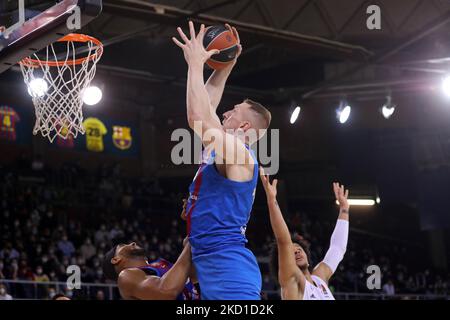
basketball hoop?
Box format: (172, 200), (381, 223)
(19, 33), (103, 142)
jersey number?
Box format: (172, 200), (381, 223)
(2, 115), (11, 127)
(88, 127), (100, 137)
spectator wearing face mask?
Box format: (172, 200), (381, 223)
(95, 225), (109, 244)
(34, 266), (49, 282)
(0, 284), (13, 300)
(383, 279), (396, 296)
(80, 238), (96, 261)
(47, 287), (57, 300)
(34, 266), (50, 299)
(57, 234), (75, 258)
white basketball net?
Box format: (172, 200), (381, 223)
(19, 35), (103, 142)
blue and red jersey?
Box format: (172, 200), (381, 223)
(185, 147), (258, 255)
(138, 258), (200, 300)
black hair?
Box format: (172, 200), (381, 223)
(51, 293), (69, 300)
(269, 234), (312, 282)
(102, 245), (118, 281)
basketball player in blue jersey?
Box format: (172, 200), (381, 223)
(172, 22), (272, 299)
(102, 241), (199, 300)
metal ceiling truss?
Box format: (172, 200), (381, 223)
(284, 7), (450, 101)
(102, 0), (373, 61)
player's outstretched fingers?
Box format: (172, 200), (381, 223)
(188, 20), (196, 39)
(172, 37), (185, 48)
(272, 179), (278, 189)
(177, 27), (189, 44)
(198, 24), (206, 40)
(259, 167), (267, 182)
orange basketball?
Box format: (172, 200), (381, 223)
(203, 25), (239, 70)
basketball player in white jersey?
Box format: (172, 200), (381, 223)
(260, 168), (349, 300)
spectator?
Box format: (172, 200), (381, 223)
(52, 293), (70, 300)
(57, 234), (75, 258)
(383, 279), (396, 296)
(0, 284), (13, 300)
(0, 260), (5, 279)
(31, 155), (45, 171)
(47, 287), (57, 300)
(95, 290), (105, 301)
(34, 266), (50, 282)
(0, 157), (448, 300)
(95, 225), (108, 244)
(80, 238), (96, 261)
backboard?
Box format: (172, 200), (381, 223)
(0, 0), (102, 74)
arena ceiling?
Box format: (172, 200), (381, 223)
(2, 0), (450, 109)
(90, 0), (450, 100)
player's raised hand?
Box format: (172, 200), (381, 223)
(172, 21), (220, 66)
(259, 167), (278, 200)
(333, 182), (349, 211)
(180, 198), (188, 221)
(225, 23), (242, 60)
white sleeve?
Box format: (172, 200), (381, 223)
(322, 219), (348, 273)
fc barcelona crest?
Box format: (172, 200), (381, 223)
(112, 126), (132, 150)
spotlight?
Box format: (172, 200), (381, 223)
(442, 75), (450, 97)
(337, 104), (351, 124)
(381, 96), (396, 119)
(290, 106), (301, 124)
(83, 86), (103, 106)
(336, 199), (375, 206)
(27, 78), (48, 97)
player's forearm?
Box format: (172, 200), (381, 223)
(267, 197), (293, 245)
(205, 63), (234, 110)
(188, 263), (198, 284)
(322, 218), (349, 274)
(158, 244), (192, 297)
(338, 207), (349, 221)
(187, 63), (214, 126)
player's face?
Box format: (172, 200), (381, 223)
(293, 243), (309, 269)
(116, 242), (146, 259)
(222, 102), (251, 131)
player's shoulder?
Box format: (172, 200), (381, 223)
(117, 267), (147, 285)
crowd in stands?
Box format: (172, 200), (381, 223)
(0, 158), (449, 300)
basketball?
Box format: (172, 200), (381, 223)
(203, 25), (239, 70)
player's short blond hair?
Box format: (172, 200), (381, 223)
(244, 98), (271, 130)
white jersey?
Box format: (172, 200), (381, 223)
(303, 275), (335, 300)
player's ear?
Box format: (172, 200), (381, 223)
(111, 256), (121, 265)
(240, 121), (251, 131)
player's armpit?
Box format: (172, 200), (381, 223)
(312, 262), (334, 284)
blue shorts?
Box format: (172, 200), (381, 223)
(192, 245), (262, 300)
